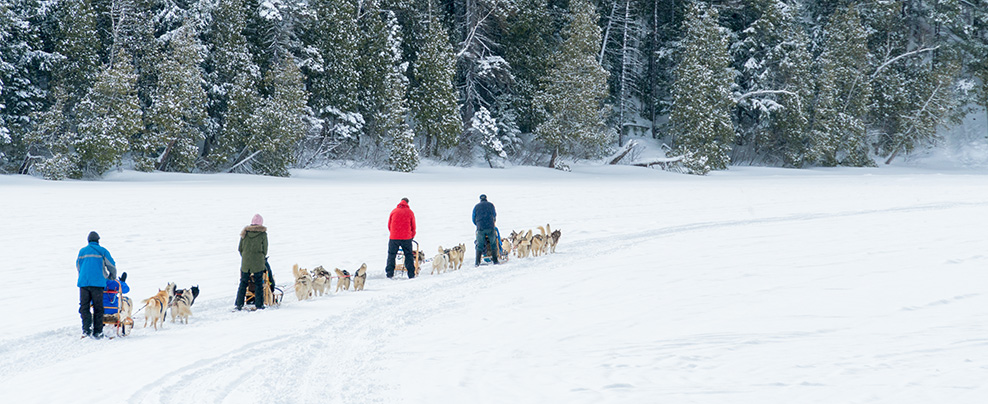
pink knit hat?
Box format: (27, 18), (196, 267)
(251, 214), (263, 226)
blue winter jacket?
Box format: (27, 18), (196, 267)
(77, 242), (116, 287)
(103, 279), (130, 315)
(472, 201), (497, 230)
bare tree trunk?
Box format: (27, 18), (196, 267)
(157, 139), (178, 171)
(549, 147), (558, 169)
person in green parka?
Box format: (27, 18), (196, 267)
(236, 213), (268, 310)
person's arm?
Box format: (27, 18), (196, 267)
(410, 213), (417, 239)
(472, 205), (478, 226)
(261, 233), (268, 255)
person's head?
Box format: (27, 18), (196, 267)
(251, 214), (264, 226)
(87, 231), (100, 243)
(479, 194), (487, 202)
(401, 197), (409, 204)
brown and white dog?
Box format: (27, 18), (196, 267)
(293, 264), (314, 301)
(334, 268), (351, 292)
(142, 282), (175, 330)
(352, 264), (368, 291)
(447, 243), (466, 270)
(311, 266), (333, 296)
(170, 285), (199, 324)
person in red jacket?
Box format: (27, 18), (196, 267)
(386, 197), (417, 279)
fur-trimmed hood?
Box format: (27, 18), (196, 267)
(241, 224), (267, 239)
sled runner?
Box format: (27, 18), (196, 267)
(395, 240), (423, 276)
(245, 260), (284, 307)
(102, 280), (134, 337)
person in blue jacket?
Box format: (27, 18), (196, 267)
(76, 231), (116, 339)
(103, 272), (129, 317)
(472, 194), (499, 266)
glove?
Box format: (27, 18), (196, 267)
(120, 272), (128, 283)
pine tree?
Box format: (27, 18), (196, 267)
(304, 0), (362, 157)
(357, 3), (418, 171)
(533, 0), (612, 168)
(669, 4), (734, 175)
(140, 22), (208, 172)
(55, 0), (103, 105)
(471, 106), (505, 168)
(732, 0), (813, 167)
(204, 0), (263, 169)
(501, 0), (554, 134)
(809, 5), (872, 167)
(24, 87), (77, 179)
(249, 55), (308, 176)
(75, 58), (142, 176)
(411, 9), (461, 156)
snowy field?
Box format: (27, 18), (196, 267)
(2, 162), (988, 404)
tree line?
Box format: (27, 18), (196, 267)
(1, 0), (986, 178)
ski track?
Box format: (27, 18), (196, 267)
(3, 196), (987, 402)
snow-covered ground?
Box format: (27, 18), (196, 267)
(3, 161), (988, 404)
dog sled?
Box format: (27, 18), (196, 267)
(395, 240), (423, 276)
(102, 279), (134, 337)
(245, 260), (284, 308)
(478, 227), (509, 265)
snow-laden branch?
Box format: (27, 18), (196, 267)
(734, 90), (798, 104)
(456, 7), (496, 60)
(871, 46), (940, 79)
(227, 150), (264, 173)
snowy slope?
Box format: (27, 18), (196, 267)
(2, 164), (988, 404)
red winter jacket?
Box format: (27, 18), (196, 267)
(388, 200), (416, 240)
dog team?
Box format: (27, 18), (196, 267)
(75, 194), (561, 338)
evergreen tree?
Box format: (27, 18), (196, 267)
(204, 0), (263, 169)
(75, 58), (141, 176)
(533, 0), (612, 168)
(669, 3), (734, 175)
(732, 0), (813, 167)
(304, 0), (362, 157)
(471, 106), (505, 167)
(357, 3), (418, 171)
(249, 55), (308, 176)
(140, 22), (207, 172)
(411, 9), (461, 156)
(23, 87), (76, 179)
(501, 0), (554, 134)
(55, 0), (104, 105)
(809, 5), (872, 167)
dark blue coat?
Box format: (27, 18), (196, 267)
(472, 200), (497, 230)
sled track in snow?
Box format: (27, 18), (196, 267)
(2, 199), (983, 402)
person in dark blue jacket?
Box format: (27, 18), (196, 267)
(472, 194), (499, 266)
(76, 231), (116, 339)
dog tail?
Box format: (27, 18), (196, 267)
(538, 225), (546, 237)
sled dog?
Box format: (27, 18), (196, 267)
(447, 244), (465, 270)
(335, 268), (351, 292)
(293, 264), (314, 301)
(352, 264), (368, 291)
(547, 224), (561, 253)
(311, 266), (333, 296)
(499, 237), (512, 262)
(142, 282), (175, 330)
(432, 247), (449, 275)
(170, 285), (199, 324)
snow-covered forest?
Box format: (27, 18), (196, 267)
(1, 0), (987, 178)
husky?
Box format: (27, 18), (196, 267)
(547, 224), (561, 253)
(311, 266), (333, 296)
(352, 264), (368, 291)
(447, 244), (465, 270)
(334, 268), (351, 292)
(432, 247), (449, 275)
(142, 282), (175, 330)
(293, 264), (314, 301)
(170, 285), (199, 324)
